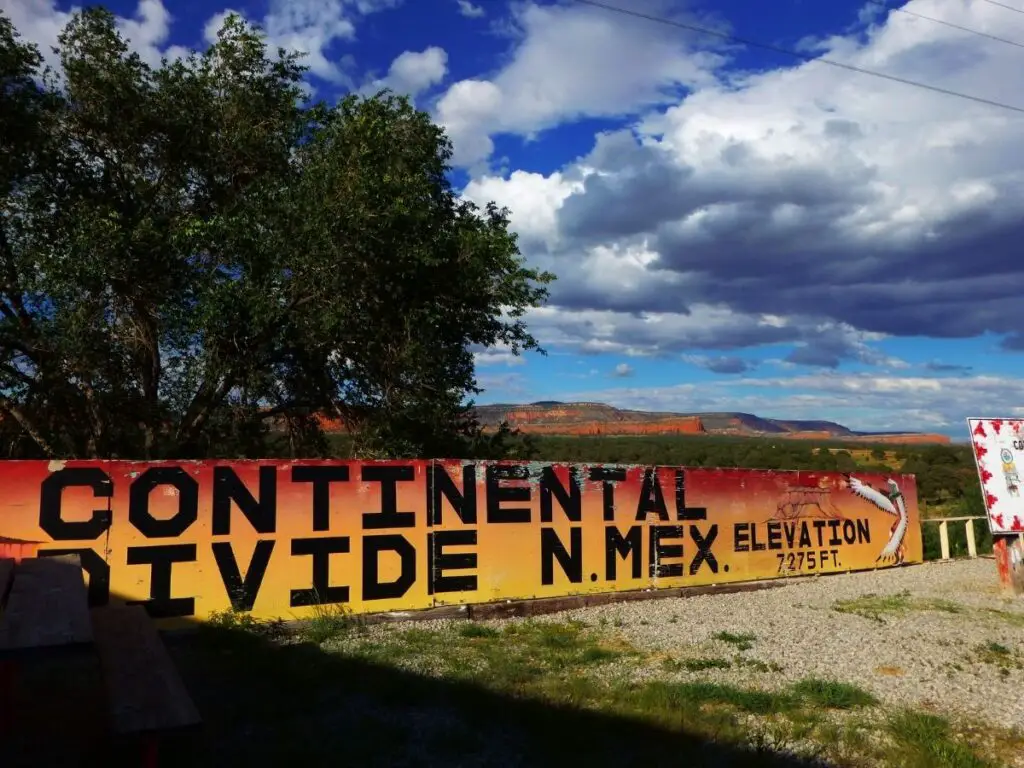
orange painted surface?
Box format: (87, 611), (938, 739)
(0, 537), (41, 562)
(0, 460), (923, 627)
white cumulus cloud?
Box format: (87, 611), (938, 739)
(459, 0), (1024, 366)
(362, 46), (448, 99)
(456, 0), (485, 18)
(435, 0), (726, 166)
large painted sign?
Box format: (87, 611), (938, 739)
(0, 461), (922, 625)
(968, 417), (1024, 533)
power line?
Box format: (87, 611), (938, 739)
(977, 0), (1024, 16)
(568, 0), (1024, 116)
(864, 0), (1024, 50)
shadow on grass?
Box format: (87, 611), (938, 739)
(4, 604), (829, 768)
(158, 622), (829, 768)
(3, 559), (1011, 768)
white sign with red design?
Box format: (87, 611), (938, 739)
(967, 418), (1024, 534)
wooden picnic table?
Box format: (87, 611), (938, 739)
(0, 553), (201, 767)
(0, 554), (92, 658)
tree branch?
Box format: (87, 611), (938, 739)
(0, 360), (37, 387)
(0, 396), (56, 457)
(175, 373), (234, 446)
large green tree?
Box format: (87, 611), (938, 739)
(0, 8), (552, 460)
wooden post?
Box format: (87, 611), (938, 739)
(994, 536), (1024, 595)
(965, 519), (977, 559)
(939, 520), (950, 561)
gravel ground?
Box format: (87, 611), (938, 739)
(544, 558), (1024, 730)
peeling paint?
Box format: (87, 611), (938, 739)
(47, 459), (66, 472)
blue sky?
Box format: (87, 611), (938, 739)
(8, 0), (1024, 437)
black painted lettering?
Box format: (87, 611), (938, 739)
(649, 525), (684, 578)
(798, 522), (812, 548)
(827, 519), (843, 546)
(541, 527), (583, 585)
(766, 521), (782, 551)
(38, 467), (112, 541)
(427, 530), (477, 594)
(126, 544), (196, 618)
(539, 466), (581, 522)
(291, 465), (349, 531)
(485, 464), (531, 524)
(856, 518), (871, 543)
(128, 467), (198, 538)
(636, 469), (669, 521)
(213, 540), (275, 612)
(813, 519), (826, 547)
(750, 523), (766, 551)
(363, 534), (416, 600)
(589, 467), (626, 521)
(38, 547), (110, 606)
(674, 469), (707, 520)
(212, 466), (277, 535)
(427, 463), (477, 526)
(361, 465), (416, 529)
(842, 519), (857, 544)
(734, 523), (750, 552)
(605, 525), (642, 580)
(689, 524), (719, 575)
(783, 522), (797, 548)
(290, 536), (350, 607)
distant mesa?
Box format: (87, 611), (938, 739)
(275, 402), (950, 445)
(471, 402), (950, 444)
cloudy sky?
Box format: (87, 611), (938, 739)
(6, 0), (1024, 437)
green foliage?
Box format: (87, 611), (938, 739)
(713, 631), (757, 651)
(0, 8), (550, 459)
(298, 601), (357, 646)
(789, 679), (878, 709)
(886, 711), (995, 768)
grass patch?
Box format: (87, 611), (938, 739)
(791, 678), (878, 710)
(633, 680), (798, 717)
(833, 591), (965, 624)
(458, 622), (500, 639)
(662, 656), (733, 672)
(739, 658), (785, 673)
(176, 615), (1009, 768)
(981, 607), (1024, 628)
(298, 601), (357, 645)
(713, 631), (757, 651)
(887, 711), (995, 768)
(204, 608), (287, 643)
(971, 640), (1023, 674)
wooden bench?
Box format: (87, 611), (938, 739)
(0, 553), (94, 748)
(0, 554), (93, 658)
(92, 605), (202, 767)
(0, 554), (201, 767)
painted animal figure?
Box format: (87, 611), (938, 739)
(848, 477), (908, 565)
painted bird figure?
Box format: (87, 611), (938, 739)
(848, 477), (908, 565)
